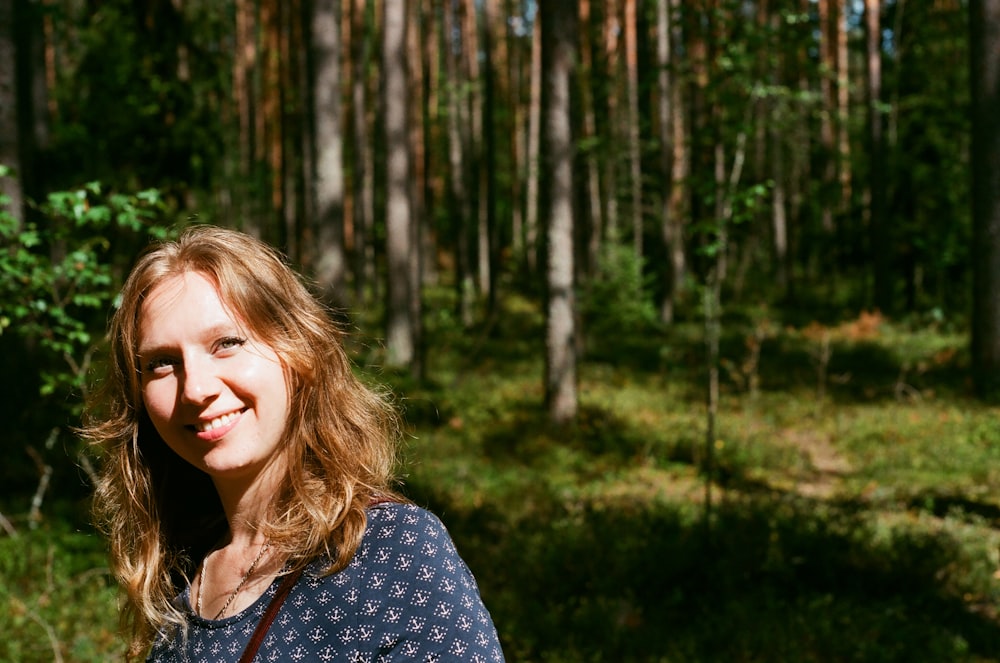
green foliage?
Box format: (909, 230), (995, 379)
(580, 243), (659, 348)
(0, 169), (168, 409)
(0, 524), (119, 662)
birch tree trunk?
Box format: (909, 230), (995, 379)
(541, 1), (578, 424)
(383, 0), (416, 368)
(311, 0), (346, 302)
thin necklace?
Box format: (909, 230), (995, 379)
(197, 539), (270, 620)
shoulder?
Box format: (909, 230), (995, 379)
(359, 502), (468, 580)
(353, 502), (506, 660)
(365, 501), (453, 547)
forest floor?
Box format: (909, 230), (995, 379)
(2, 294), (1000, 661)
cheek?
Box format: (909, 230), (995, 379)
(141, 381), (175, 423)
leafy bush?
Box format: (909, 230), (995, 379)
(0, 167), (171, 514)
(0, 170), (168, 406)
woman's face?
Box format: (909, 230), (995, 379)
(137, 271), (291, 483)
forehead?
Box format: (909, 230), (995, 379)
(138, 272), (243, 340)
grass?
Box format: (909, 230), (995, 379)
(2, 291), (999, 661)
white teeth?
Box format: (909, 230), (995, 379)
(195, 411), (240, 433)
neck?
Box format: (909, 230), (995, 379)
(210, 456), (285, 539)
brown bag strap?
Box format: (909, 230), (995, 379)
(238, 567), (304, 663)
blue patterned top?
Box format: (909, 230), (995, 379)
(148, 502), (505, 662)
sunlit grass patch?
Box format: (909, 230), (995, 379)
(0, 524), (119, 662)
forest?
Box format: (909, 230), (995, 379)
(2, 0), (1000, 660)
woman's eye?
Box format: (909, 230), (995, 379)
(145, 356), (177, 373)
(216, 336), (247, 352)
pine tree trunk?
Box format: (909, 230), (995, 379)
(350, 0), (375, 303)
(312, 0), (346, 302)
(579, 0), (604, 277)
(835, 0), (851, 213)
(603, 0), (620, 240)
(623, 0), (642, 257)
(483, 0), (502, 313)
(866, 0), (889, 311)
(656, 0), (684, 323)
(457, 0), (490, 300)
(541, 1), (578, 424)
(970, 0), (1000, 398)
(524, 14), (542, 273)
(444, 0), (474, 326)
(408, 0), (425, 377)
(1, 0), (24, 225)
(383, 0), (415, 369)
(508, 0), (525, 262)
(817, 0), (836, 237)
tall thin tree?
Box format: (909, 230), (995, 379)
(1, 0), (25, 225)
(383, 0), (416, 369)
(971, 0), (1000, 398)
(623, 0), (643, 256)
(524, 11), (542, 272)
(540, 1), (578, 423)
(311, 0), (346, 303)
(350, 0), (376, 303)
(866, 0), (889, 311)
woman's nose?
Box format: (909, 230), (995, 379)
(179, 356), (222, 404)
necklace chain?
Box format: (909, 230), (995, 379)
(197, 539), (270, 620)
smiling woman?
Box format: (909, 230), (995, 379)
(82, 225), (504, 662)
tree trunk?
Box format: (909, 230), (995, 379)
(383, 0), (416, 369)
(541, 1), (578, 424)
(457, 0), (489, 300)
(835, 0), (851, 214)
(623, 0), (643, 257)
(579, 0), (604, 277)
(444, 0), (474, 325)
(770, 5), (790, 295)
(1, 0), (25, 225)
(524, 12), (542, 272)
(311, 0), (346, 302)
(350, 0), (375, 303)
(408, 0), (425, 377)
(603, 0), (620, 240)
(483, 0), (502, 314)
(970, 0), (1000, 398)
(866, 0), (889, 311)
(508, 0), (525, 263)
(14, 0), (48, 208)
(817, 0), (836, 238)
(656, 0), (685, 324)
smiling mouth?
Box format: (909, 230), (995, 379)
(193, 409), (245, 433)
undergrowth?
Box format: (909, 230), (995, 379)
(2, 293), (999, 661)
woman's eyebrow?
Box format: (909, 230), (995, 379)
(137, 323), (244, 358)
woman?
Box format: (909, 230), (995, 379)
(85, 225), (503, 662)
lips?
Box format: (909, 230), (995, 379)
(190, 408), (245, 440)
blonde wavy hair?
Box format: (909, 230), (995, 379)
(83, 225), (402, 661)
